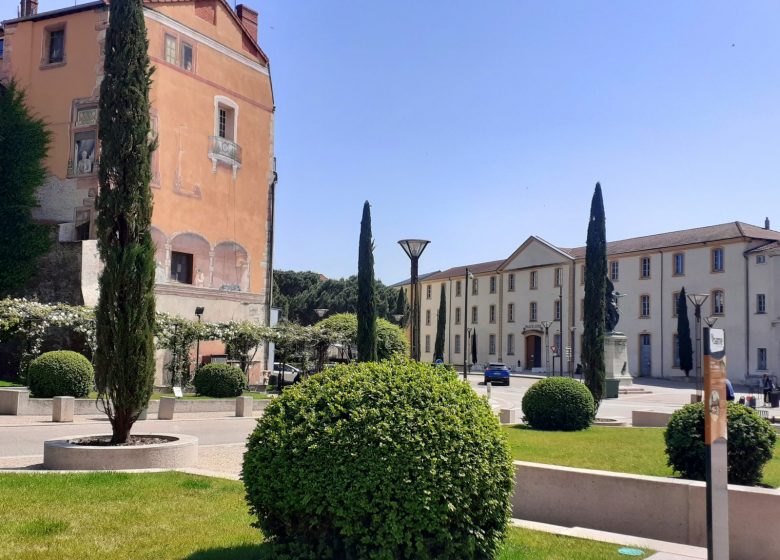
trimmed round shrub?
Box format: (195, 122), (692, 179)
(665, 402), (776, 486)
(192, 363), (245, 397)
(521, 377), (595, 431)
(243, 360), (514, 559)
(27, 350), (94, 398)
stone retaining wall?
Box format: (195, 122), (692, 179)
(512, 461), (780, 560)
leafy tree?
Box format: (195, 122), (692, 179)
(93, 0), (157, 444)
(0, 81), (51, 296)
(677, 287), (693, 376)
(273, 270), (399, 326)
(317, 313), (407, 361)
(582, 183), (607, 409)
(357, 201), (377, 362)
(434, 284), (446, 361)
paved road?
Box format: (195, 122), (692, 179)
(0, 416), (258, 457)
(0, 374), (720, 458)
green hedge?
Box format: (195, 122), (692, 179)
(665, 402), (776, 486)
(243, 360), (514, 559)
(192, 364), (245, 398)
(27, 350), (94, 398)
(521, 377), (595, 431)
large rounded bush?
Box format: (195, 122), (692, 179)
(665, 402), (776, 486)
(521, 377), (595, 431)
(243, 360), (513, 559)
(27, 350), (94, 398)
(192, 364), (245, 397)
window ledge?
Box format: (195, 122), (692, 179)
(39, 61), (66, 70)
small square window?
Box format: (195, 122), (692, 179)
(170, 251), (194, 284)
(756, 254), (766, 264)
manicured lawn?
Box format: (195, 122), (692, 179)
(503, 425), (780, 488)
(0, 472), (651, 560)
(0, 380), (23, 387)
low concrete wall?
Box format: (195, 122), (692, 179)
(632, 410), (672, 427)
(14, 396), (270, 416)
(512, 461), (780, 560)
(0, 388), (29, 414)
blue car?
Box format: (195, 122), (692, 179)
(484, 363), (510, 386)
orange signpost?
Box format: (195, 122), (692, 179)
(703, 327), (728, 560)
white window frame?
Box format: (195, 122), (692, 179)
(507, 303), (515, 323)
(213, 96), (239, 142)
(489, 304), (496, 324)
(489, 334), (496, 355)
(674, 253), (685, 276)
(640, 295), (650, 318)
(426, 285), (432, 300)
(508, 273), (515, 291)
(757, 294), (766, 314)
(507, 334), (515, 355)
(455, 307), (461, 325)
(640, 257), (651, 279)
(610, 261), (619, 281)
(712, 248), (725, 272)
(489, 276), (496, 294)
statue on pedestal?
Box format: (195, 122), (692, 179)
(605, 278), (622, 333)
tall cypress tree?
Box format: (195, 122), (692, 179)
(583, 183), (607, 408)
(677, 287), (693, 376)
(94, 0), (157, 444)
(434, 284), (446, 361)
(357, 201), (377, 361)
(0, 81), (51, 296)
(394, 287), (408, 327)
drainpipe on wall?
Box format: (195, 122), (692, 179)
(659, 250), (664, 379)
(744, 251), (750, 378)
(264, 161), (277, 371)
(498, 272), (503, 361)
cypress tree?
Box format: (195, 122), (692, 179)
(394, 287), (408, 327)
(677, 287), (693, 376)
(356, 201), (377, 361)
(434, 284), (446, 361)
(0, 81), (51, 296)
(583, 183), (607, 408)
(94, 0), (157, 444)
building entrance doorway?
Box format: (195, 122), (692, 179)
(639, 334), (651, 376)
(525, 335), (542, 370)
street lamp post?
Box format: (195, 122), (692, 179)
(687, 293), (709, 398)
(398, 239), (430, 361)
(704, 316), (718, 329)
(314, 308), (329, 319)
(463, 267), (473, 380)
(194, 306), (205, 373)
(541, 320), (552, 374)
(392, 314), (404, 324)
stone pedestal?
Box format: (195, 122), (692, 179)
(52, 396), (74, 422)
(0, 389), (29, 415)
(604, 333), (633, 387)
(158, 397), (175, 420)
(235, 396), (253, 417)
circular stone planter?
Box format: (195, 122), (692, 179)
(43, 433), (198, 471)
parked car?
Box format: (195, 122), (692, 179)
(484, 362), (510, 386)
(269, 363), (302, 387)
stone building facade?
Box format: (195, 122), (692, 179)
(1, 0), (276, 383)
(398, 221), (780, 385)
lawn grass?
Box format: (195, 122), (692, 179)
(0, 472), (652, 560)
(503, 425), (780, 488)
(0, 380), (22, 387)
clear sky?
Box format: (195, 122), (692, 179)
(5, 1), (780, 284)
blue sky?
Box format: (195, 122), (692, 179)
(5, 1), (780, 283)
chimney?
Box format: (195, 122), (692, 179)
(20, 0), (39, 17)
(236, 4), (258, 43)
(765, 217), (770, 230)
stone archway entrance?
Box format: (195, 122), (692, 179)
(525, 335), (542, 370)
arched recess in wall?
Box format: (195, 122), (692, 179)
(212, 241), (249, 292)
(170, 232), (211, 287)
(150, 226), (168, 284)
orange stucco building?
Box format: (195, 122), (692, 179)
(1, 0), (276, 383)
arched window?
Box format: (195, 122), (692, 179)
(170, 232), (210, 286)
(212, 241), (249, 291)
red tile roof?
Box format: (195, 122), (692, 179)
(423, 260), (506, 282)
(563, 222), (780, 259)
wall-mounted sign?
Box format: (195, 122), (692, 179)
(76, 108), (98, 128)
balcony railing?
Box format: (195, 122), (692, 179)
(208, 135), (242, 178)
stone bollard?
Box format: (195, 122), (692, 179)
(158, 397), (175, 420)
(236, 396), (253, 417)
(499, 408), (520, 425)
(52, 396), (75, 422)
(0, 388), (29, 415)
(486, 381), (492, 400)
